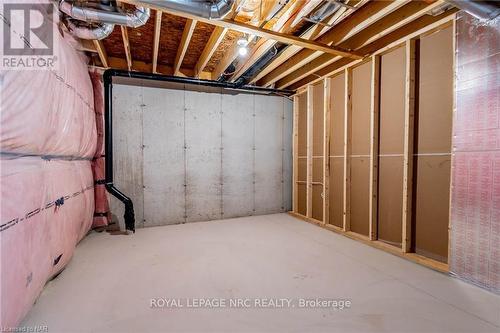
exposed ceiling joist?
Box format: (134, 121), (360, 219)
(212, 0), (303, 80)
(76, 39), (97, 53)
(288, 8), (458, 90)
(195, 26), (228, 78)
(107, 56), (212, 79)
(249, 0), (367, 84)
(121, 0), (362, 59)
(152, 10), (162, 73)
(228, 0), (329, 82)
(174, 18), (197, 76)
(257, 0), (408, 87)
(93, 40), (109, 68)
(276, 0), (446, 89)
(120, 26), (132, 71)
(219, 17), (362, 58)
(232, 0), (364, 83)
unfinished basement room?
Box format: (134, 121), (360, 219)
(1, 0), (500, 332)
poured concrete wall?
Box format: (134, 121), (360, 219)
(110, 83), (292, 227)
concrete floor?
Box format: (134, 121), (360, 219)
(22, 214), (500, 333)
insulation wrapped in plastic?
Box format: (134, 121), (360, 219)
(0, 2), (97, 326)
(1, 13), (97, 158)
(450, 12), (500, 294)
(90, 71), (111, 228)
(0, 158), (95, 326)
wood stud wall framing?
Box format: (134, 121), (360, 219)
(291, 21), (453, 273)
(369, 55), (380, 241)
(402, 39), (416, 253)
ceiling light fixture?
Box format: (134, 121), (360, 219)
(237, 37), (249, 57)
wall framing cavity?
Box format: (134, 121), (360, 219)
(291, 17), (455, 273)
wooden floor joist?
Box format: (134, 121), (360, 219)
(287, 9), (457, 90)
(120, 26), (132, 71)
(174, 18), (197, 76)
(275, 1), (446, 89)
(194, 26), (228, 78)
(121, 0), (362, 59)
(256, 0), (406, 88)
(93, 40), (109, 68)
(152, 10), (162, 73)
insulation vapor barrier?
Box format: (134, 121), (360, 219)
(450, 12), (500, 294)
(0, 3), (98, 326)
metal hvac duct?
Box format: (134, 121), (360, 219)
(66, 20), (115, 40)
(447, 0), (500, 20)
(132, 0), (235, 20)
(308, 1), (340, 24)
(59, 1), (150, 28)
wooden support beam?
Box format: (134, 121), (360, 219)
(323, 78), (332, 225)
(275, 1), (445, 89)
(369, 55), (380, 241)
(293, 95), (300, 213)
(120, 0), (362, 59)
(306, 85), (314, 218)
(212, 0), (302, 80)
(93, 40), (109, 68)
(343, 68), (352, 232)
(105, 56), (211, 79)
(257, 0), (406, 87)
(120, 26), (132, 71)
(250, 0), (362, 85)
(230, 0), (340, 82)
(152, 10), (162, 73)
(219, 18), (362, 58)
(195, 26), (227, 78)
(287, 9), (457, 90)
(76, 39), (97, 53)
(174, 18), (197, 76)
(402, 39), (416, 253)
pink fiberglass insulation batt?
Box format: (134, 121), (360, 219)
(90, 71), (111, 228)
(0, 4), (98, 327)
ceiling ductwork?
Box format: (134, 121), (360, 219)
(133, 0), (235, 20)
(307, 1), (340, 25)
(59, 0), (150, 40)
(59, 1), (150, 28)
(66, 20), (115, 40)
(447, 0), (500, 20)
